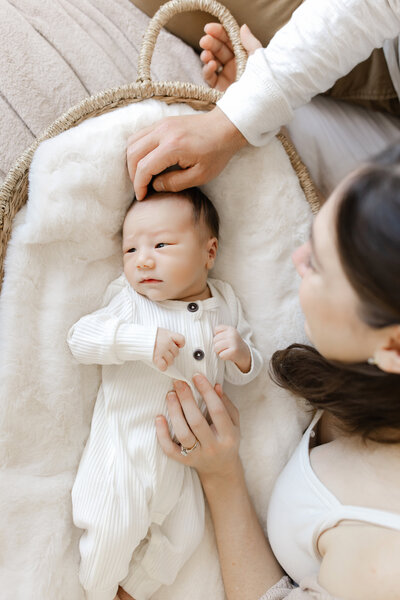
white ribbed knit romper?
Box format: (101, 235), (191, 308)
(68, 275), (262, 600)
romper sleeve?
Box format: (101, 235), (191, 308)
(67, 282), (157, 365)
(223, 291), (263, 386)
(258, 575), (342, 600)
(217, 0), (400, 146)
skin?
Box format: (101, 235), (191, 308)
(154, 180), (400, 600)
(122, 195), (217, 303)
(200, 23), (262, 92)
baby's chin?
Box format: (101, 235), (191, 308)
(133, 284), (172, 302)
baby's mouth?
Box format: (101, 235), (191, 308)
(140, 278), (163, 284)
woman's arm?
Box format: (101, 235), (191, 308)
(218, 0), (400, 146)
(156, 375), (283, 600)
(201, 459), (284, 600)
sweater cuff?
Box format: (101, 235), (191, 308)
(217, 49), (293, 147)
(115, 323), (158, 362)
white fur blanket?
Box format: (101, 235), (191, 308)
(0, 99), (312, 600)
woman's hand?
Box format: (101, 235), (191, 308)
(125, 25), (262, 200)
(200, 23), (262, 92)
(156, 374), (241, 483)
(126, 108), (247, 200)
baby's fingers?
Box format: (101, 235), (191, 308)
(156, 357), (168, 371)
(163, 350), (175, 366)
(214, 339), (229, 355)
(172, 332), (185, 348)
(169, 342), (180, 358)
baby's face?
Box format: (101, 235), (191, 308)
(122, 195), (217, 302)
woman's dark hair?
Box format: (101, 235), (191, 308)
(270, 144), (400, 443)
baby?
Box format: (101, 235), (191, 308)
(68, 188), (263, 600)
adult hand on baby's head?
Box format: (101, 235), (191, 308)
(126, 108), (247, 201)
(200, 23), (262, 92)
(153, 327), (185, 372)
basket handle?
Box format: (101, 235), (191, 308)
(136, 0), (247, 83)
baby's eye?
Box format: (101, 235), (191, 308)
(155, 242), (168, 249)
(127, 248), (136, 253)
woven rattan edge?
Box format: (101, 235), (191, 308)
(277, 131), (321, 215)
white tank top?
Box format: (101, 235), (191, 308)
(267, 410), (400, 584)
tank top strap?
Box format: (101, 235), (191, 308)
(321, 505), (400, 533)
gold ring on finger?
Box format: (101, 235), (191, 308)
(180, 440), (200, 456)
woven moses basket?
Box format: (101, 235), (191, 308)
(0, 0), (319, 285)
(0, 1), (319, 599)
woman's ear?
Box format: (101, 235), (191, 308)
(206, 237), (218, 269)
(374, 325), (400, 373)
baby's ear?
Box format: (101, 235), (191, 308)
(206, 237), (218, 268)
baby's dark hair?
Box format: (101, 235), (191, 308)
(130, 187), (219, 239)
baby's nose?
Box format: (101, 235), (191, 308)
(136, 253), (155, 269)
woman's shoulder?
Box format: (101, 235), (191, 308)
(310, 428), (400, 599)
(317, 523), (400, 600)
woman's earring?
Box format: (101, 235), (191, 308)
(367, 357), (376, 365)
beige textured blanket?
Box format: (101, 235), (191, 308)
(0, 0), (204, 184)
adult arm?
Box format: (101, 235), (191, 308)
(127, 0), (400, 198)
(218, 0), (400, 146)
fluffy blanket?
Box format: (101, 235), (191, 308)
(0, 99), (312, 599)
(0, 0), (204, 185)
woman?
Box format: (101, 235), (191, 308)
(150, 145), (400, 600)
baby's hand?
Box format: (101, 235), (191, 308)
(153, 328), (185, 371)
(213, 325), (251, 373)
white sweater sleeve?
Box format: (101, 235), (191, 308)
(224, 295), (263, 386)
(67, 289), (158, 365)
(217, 0), (400, 146)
